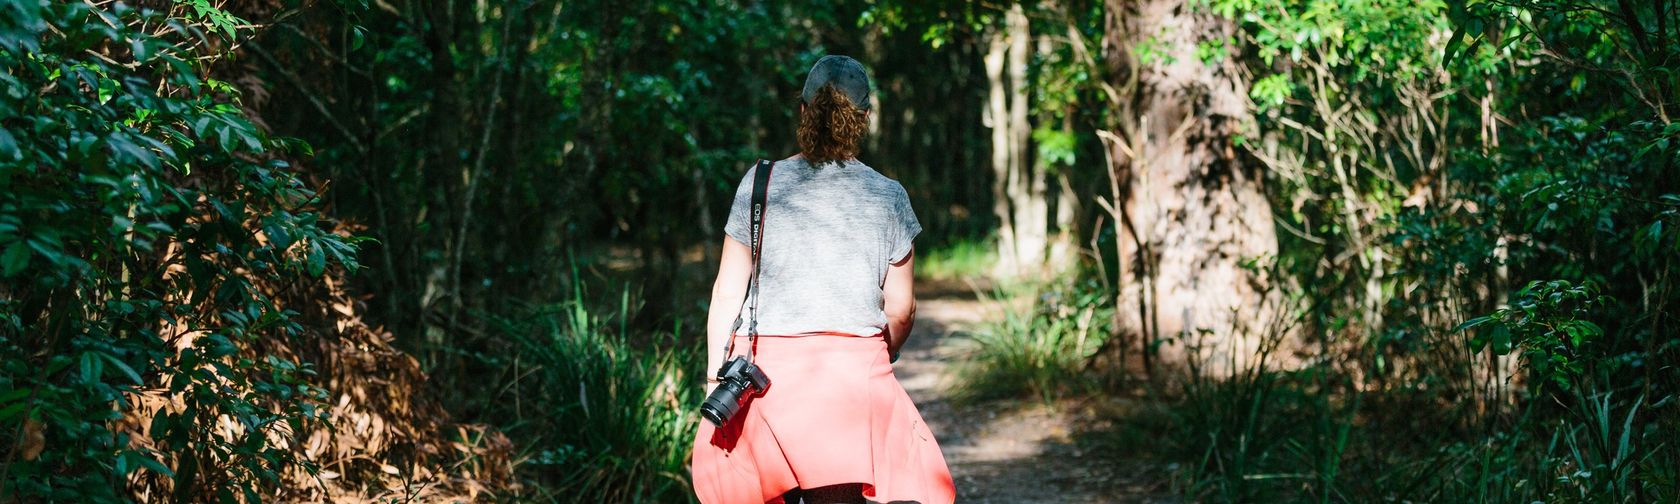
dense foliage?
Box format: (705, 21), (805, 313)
(0, 1), (356, 499)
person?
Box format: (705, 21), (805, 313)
(689, 55), (956, 504)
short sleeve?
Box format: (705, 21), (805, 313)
(887, 183), (921, 264)
(723, 165), (756, 246)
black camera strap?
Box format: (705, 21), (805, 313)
(723, 159), (773, 364)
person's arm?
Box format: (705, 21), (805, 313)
(705, 236), (754, 395)
(883, 248), (916, 359)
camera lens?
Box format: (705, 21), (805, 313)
(701, 379), (746, 426)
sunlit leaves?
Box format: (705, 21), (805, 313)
(1033, 126), (1077, 167)
(1249, 73), (1292, 111)
(1213, 0), (1455, 82)
(185, 0), (246, 41)
(1453, 0), (1679, 120)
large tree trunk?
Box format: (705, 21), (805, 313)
(1098, 0), (1279, 377)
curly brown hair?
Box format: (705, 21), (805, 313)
(797, 84), (869, 165)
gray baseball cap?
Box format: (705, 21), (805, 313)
(800, 55), (872, 110)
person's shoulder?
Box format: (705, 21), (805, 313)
(735, 156), (789, 186)
(768, 156), (795, 170)
(850, 160), (908, 195)
(752, 155), (815, 182)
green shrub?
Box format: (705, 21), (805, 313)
(0, 1), (358, 500)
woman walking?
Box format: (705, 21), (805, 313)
(690, 55), (956, 504)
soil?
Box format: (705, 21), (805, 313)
(895, 279), (1181, 503)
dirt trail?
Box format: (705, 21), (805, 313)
(894, 280), (1177, 503)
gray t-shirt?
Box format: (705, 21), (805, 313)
(724, 156), (921, 337)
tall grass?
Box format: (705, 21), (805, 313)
(1131, 367), (1678, 502)
(1136, 328), (1677, 503)
(955, 279), (1110, 403)
(481, 282), (701, 502)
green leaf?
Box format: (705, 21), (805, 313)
(264, 220), (294, 250)
(1454, 315), (1493, 332)
(215, 123), (235, 153)
(1489, 325), (1511, 355)
(0, 388), (28, 404)
(236, 125), (262, 151)
(306, 242), (325, 277)
(1441, 2), (1486, 68)
(97, 76), (119, 105)
(192, 116), (214, 136)
(1, 241), (29, 276)
(102, 353), (144, 386)
(0, 402), (25, 423)
(132, 451), (175, 477)
(0, 128), (19, 161)
(131, 38), (152, 61)
(44, 355), (72, 376)
(80, 351), (104, 384)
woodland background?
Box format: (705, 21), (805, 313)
(0, 0), (1675, 501)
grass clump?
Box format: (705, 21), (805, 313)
(954, 279), (1110, 404)
(474, 283), (702, 502)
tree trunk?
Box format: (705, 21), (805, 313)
(1099, 0), (1279, 377)
(420, 0), (465, 346)
(988, 4), (1053, 278)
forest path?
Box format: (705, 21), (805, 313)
(893, 278), (1177, 503)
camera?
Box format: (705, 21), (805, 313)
(700, 356), (771, 427)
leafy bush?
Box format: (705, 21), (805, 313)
(1458, 280), (1610, 390)
(0, 1), (358, 499)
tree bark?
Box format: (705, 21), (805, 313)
(988, 4), (1054, 278)
(985, 25), (1018, 276)
(1099, 0), (1279, 377)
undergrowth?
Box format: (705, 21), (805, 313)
(473, 281), (701, 502)
(1080, 280), (1678, 503)
(1128, 369), (1676, 502)
(954, 278), (1110, 404)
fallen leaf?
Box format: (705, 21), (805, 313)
(20, 418), (44, 460)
